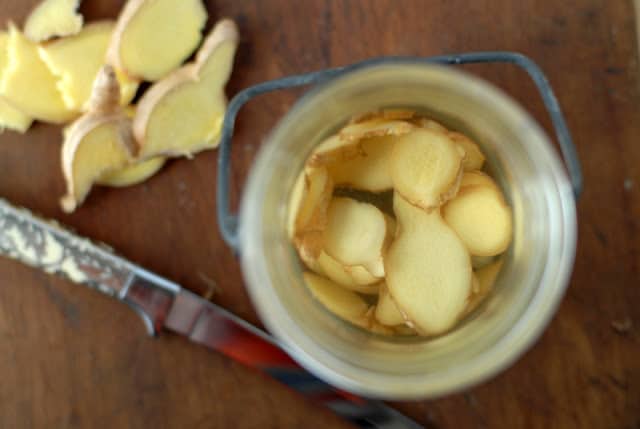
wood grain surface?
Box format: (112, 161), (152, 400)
(1, 0), (639, 428)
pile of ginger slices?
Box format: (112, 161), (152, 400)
(0, 0), (239, 212)
(288, 110), (513, 337)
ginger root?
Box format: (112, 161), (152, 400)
(60, 66), (135, 212)
(0, 23), (75, 123)
(38, 21), (139, 111)
(133, 18), (239, 159)
(0, 32), (32, 133)
(24, 0), (83, 42)
(107, 0), (207, 81)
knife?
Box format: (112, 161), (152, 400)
(0, 198), (421, 429)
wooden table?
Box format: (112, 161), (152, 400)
(1, 1), (639, 427)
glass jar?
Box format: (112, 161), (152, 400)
(237, 62), (577, 399)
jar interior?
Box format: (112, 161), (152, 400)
(239, 63), (576, 398)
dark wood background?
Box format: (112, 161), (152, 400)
(1, 0), (639, 427)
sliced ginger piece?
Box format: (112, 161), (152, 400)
(339, 118), (413, 143)
(303, 271), (369, 324)
(60, 66), (135, 212)
(0, 32), (32, 133)
(0, 23), (75, 123)
(328, 135), (396, 192)
(97, 156), (166, 187)
(316, 251), (380, 293)
(471, 255), (495, 269)
(323, 197), (393, 278)
(24, 0), (83, 42)
(0, 98), (33, 133)
(107, 0), (207, 81)
(442, 185), (513, 256)
(288, 166), (333, 256)
(306, 134), (363, 167)
(350, 109), (416, 124)
(463, 259), (504, 315)
(375, 285), (406, 327)
(410, 117), (448, 133)
(448, 132), (485, 171)
(460, 170), (497, 190)
(354, 308), (396, 335)
(133, 19), (238, 159)
(385, 193), (472, 335)
(38, 21), (139, 111)
(390, 128), (464, 210)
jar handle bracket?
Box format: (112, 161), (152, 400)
(217, 51), (583, 251)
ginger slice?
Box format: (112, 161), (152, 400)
(38, 21), (139, 111)
(288, 165), (333, 258)
(354, 307), (396, 335)
(339, 118), (413, 143)
(0, 23), (75, 123)
(349, 109), (416, 124)
(303, 271), (369, 324)
(0, 98), (33, 133)
(463, 259), (504, 316)
(390, 128), (464, 210)
(107, 0), (207, 81)
(97, 156), (166, 187)
(385, 193), (472, 335)
(471, 255), (495, 269)
(328, 135), (396, 192)
(0, 32), (32, 133)
(460, 170), (497, 190)
(133, 19), (238, 159)
(60, 66), (135, 212)
(316, 251), (380, 293)
(306, 134), (364, 167)
(410, 117), (448, 133)
(24, 0), (83, 42)
(322, 197), (393, 278)
(448, 131), (485, 171)
(374, 284), (406, 327)
(442, 185), (513, 256)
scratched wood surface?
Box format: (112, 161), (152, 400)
(1, 1), (639, 428)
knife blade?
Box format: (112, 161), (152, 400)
(0, 198), (421, 429)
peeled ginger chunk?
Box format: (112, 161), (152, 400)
(108, 0), (207, 80)
(390, 128), (464, 210)
(316, 251), (380, 293)
(60, 66), (135, 212)
(410, 117), (448, 133)
(0, 98), (33, 133)
(0, 33), (32, 133)
(97, 156), (166, 187)
(307, 134), (363, 167)
(0, 24), (75, 123)
(303, 272), (369, 324)
(460, 170), (496, 190)
(24, 0), (83, 42)
(442, 185), (513, 256)
(463, 258), (504, 315)
(329, 135), (396, 192)
(385, 193), (472, 335)
(38, 22), (139, 111)
(339, 119), (413, 143)
(133, 19), (238, 159)
(375, 285), (406, 326)
(323, 197), (392, 278)
(448, 132), (485, 171)
(287, 166), (333, 255)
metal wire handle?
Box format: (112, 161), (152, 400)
(217, 51), (583, 250)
